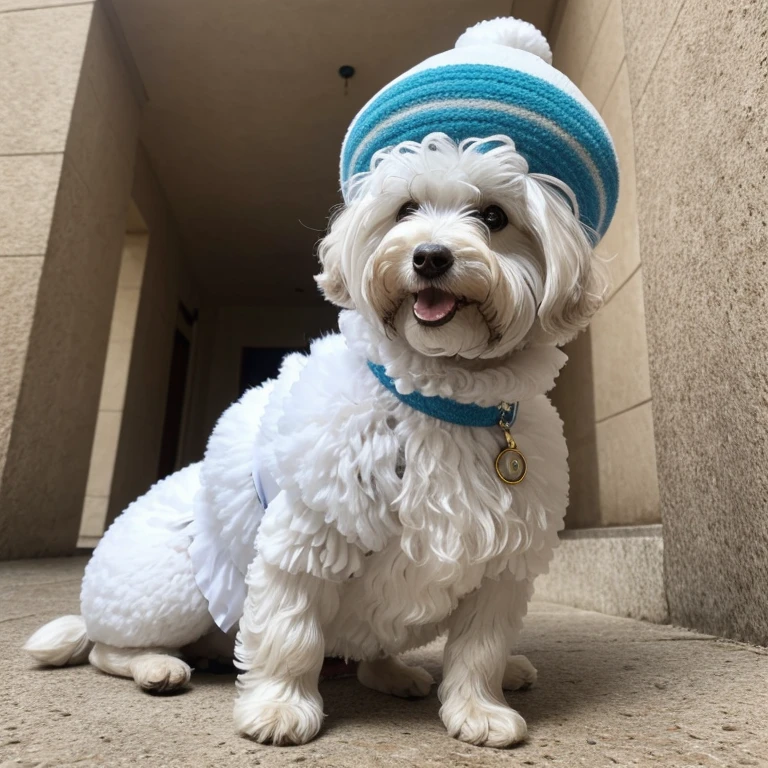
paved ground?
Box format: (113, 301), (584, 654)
(1, 558), (767, 768)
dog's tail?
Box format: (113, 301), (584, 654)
(23, 615), (93, 667)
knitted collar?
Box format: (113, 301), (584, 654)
(368, 360), (518, 429)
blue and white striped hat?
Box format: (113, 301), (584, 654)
(340, 18), (619, 241)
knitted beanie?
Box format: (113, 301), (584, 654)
(340, 17), (619, 241)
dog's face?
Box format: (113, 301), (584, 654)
(317, 134), (605, 359)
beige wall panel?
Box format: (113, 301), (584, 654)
(0, 155), (63, 256)
(632, 0), (768, 643)
(106, 147), (199, 527)
(108, 303), (174, 523)
(84, 410), (121, 498)
(551, 329), (601, 528)
(621, 0), (686, 109)
(131, 145), (176, 241)
(597, 63), (640, 297)
(109, 287), (141, 343)
(79, 494), (107, 539)
(536, 527), (667, 623)
(550, 0), (656, 538)
(596, 401), (660, 526)
(98, 339), (132, 412)
(511, 0), (559, 38)
(551, 329), (596, 446)
(590, 269), (651, 421)
(0, 4), (92, 154)
(551, 0), (611, 82)
(579, 0), (625, 111)
(0, 0), (90, 12)
(131, 146), (192, 322)
(142, 222), (184, 329)
(117, 236), (146, 289)
(80, 233), (146, 540)
(81, 3), (141, 165)
(565, 434), (602, 528)
(180, 306), (218, 465)
(66, 31), (140, 227)
(0, 154), (135, 558)
(0, 256), (42, 472)
(176, 248), (202, 315)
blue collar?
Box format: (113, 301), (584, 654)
(367, 361), (518, 428)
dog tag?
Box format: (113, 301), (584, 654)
(495, 445), (527, 484)
(496, 406), (526, 485)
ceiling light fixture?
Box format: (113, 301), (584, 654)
(338, 65), (355, 95)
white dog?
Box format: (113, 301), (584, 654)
(25, 132), (604, 747)
(26, 17), (618, 749)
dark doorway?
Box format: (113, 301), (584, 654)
(157, 329), (191, 480)
(239, 347), (304, 399)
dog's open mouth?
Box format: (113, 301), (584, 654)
(413, 288), (461, 327)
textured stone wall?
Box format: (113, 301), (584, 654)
(625, 0), (768, 644)
(0, 3), (93, 555)
(0, 2), (141, 558)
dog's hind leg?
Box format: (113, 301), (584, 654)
(357, 656), (434, 698)
(89, 643), (191, 694)
(502, 654), (537, 691)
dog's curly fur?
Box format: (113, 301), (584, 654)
(24, 134), (605, 748)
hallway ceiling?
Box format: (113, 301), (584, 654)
(111, 0), (558, 305)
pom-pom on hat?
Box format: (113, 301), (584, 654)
(340, 17), (619, 242)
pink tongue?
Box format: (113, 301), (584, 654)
(413, 288), (457, 322)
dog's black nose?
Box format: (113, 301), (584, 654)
(412, 243), (454, 279)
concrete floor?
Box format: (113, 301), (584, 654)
(1, 558), (767, 768)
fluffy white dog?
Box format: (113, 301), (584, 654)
(25, 18), (618, 750)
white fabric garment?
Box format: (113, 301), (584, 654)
(251, 438), (283, 512)
(188, 446), (285, 632)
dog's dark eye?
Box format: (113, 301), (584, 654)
(482, 204), (508, 232)
(396, 201), (419, 221)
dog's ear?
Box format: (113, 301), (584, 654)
(525, 178), (607, 344)
(315, 206), (355, 309)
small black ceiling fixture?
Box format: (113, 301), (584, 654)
(338, 65), (355, 95)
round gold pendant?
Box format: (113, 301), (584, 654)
(495, 447), (527, 485)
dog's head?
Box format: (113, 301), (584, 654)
(317, 133), (606, 359)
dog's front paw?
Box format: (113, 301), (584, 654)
(502, 654), (537, 691)
(234, 693), (324, 746)
(441, 698), (528, 748)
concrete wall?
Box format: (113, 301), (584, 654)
(0, 1), (142, 559)
(0, 2), (88, 495)
(625, 0), (768, 644)
(548, 0), (660, 529)
(105, 146), (202, 527)
(0, 3), (92, 550)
